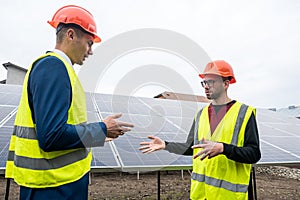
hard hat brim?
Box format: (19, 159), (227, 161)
(48, 21), (101, 43)
(199, 73), (236, 84)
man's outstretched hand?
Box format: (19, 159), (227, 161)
(139, 135), (165, 154)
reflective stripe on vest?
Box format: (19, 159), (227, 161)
(5, 52), (92, 188)
(191, 172), (248, 193)
(12, 126), (90, 169)
(231, 104), (248, 145)
(194, 109), (203, 146)
(15, 148), (89, 170)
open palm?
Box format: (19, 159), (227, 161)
(139, 135), (165, 154)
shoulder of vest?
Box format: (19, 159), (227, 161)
(194, 105), (209, 121)
(234, 101), (256, 116)
(31, 52), (63, 67)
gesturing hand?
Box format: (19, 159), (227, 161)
(139, 135), (165, 154)
(103, 113), (134, 139)
(191, 139), (223, 160)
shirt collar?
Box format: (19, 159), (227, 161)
(52, 49), (73, 67)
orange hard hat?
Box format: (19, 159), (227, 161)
(48, 5), (101, 43)
(199, 60), (236, 84)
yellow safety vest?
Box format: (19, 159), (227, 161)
(190, 102), (255, 200)
(5, 52), (92, 188)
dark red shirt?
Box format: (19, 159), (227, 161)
(208, 100), (235, 134)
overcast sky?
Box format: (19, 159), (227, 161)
(0, 0), (299, 109)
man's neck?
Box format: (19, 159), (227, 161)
(211, 96), (232, 105)
(52, 49), (73, 67)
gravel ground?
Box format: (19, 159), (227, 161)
(1, 166), (299, 199)
(256, 166), (300, 180)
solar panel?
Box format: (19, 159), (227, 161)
(0, 85), (21, 106)
(86, 92), (122, 171)
(0, 84), (22, 94)
(92, 92), (191, 172)
(0, 124), (14, 172)
(260, 139), (300, 165)
(257, 108), (299, 123)
(93, 94), (197, 172)
(113, 133), (192, 172)
(277, 106), (300, 118)
(0, 84), (300, 175)
(256, 108), (300, 164)
(0, 102), (17, 171)
(91, 142), (121, 171)
(0, 106), (16, 124)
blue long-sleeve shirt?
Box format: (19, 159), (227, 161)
(21, 52), (107, 199)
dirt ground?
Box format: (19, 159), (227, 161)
(1, 167), (299, 200)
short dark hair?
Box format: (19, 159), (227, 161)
(56, 23), (93, 43)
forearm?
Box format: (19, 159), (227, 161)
(165, 119), (195, 156)
(38, 122), (107, 151)
(165, 141), (193, 155)
(222, 143), (260, 164)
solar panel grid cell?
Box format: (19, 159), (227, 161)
(0, 106), (16, 124)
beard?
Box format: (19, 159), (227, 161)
(205, 90), (220, 100)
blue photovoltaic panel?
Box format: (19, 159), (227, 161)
(0, 85), (21, 172)
(256, 108), (300, 164)
(0, 125), (14, 171)
(0, 84), (22, 94)
(263, 137), (300, 157)
(86, 92), (100, 123)
(257, 108), (300, 124)
(166, 117), (194, 133)
(113, 133), (192, 172)
(0, 93), (21, 106)
(1, 84), (300, 175)
(96, 95), (198, 171)
(94, 93), (157, 116)
(260, 139), (300, 164)
(0, 106), (16, 123)
(140, 97), (200, 118)
(2, 113), (16, 127)
(0, 84), (22, 106)
(91, 143), (121, 170)
(92, 93), (300, 169)
(86, 93), (121, 169)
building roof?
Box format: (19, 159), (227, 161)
(2, 62), (27, 72)
(1, 62), (28, 85)
(154, 91), (210, 103)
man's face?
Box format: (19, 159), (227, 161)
(201, 74), (225, 100)
(70, 30), (94, 65)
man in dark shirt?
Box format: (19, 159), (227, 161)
(140, 60), (261, 200)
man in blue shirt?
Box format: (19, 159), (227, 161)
(6, 5), (134, 200)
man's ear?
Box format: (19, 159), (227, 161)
(66, 28), (75, 40)
(224, 80), (230, 89)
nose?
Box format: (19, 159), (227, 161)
(204, 84), (210, 89)
(88, 47), (93, 55)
